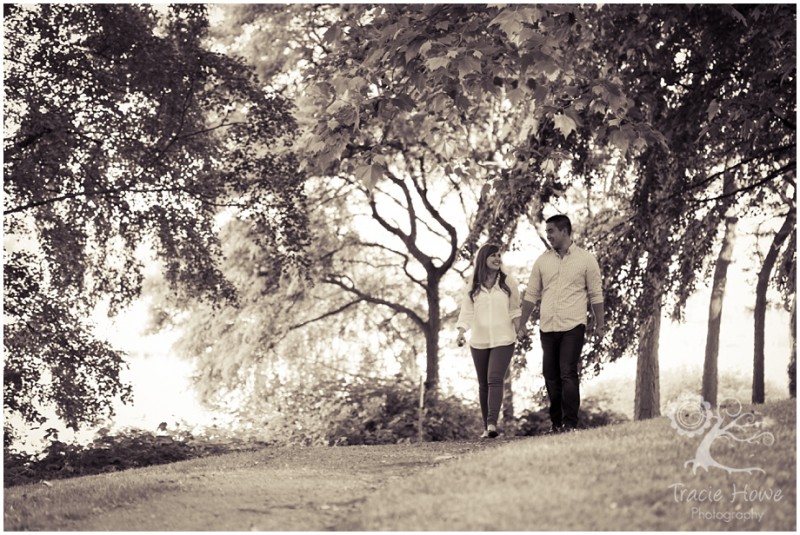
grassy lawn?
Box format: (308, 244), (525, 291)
(3, 467), (181, 530)
(2, 450), (260, 530)
(345, 399), (796, 531)
(4, 399), (795, 531)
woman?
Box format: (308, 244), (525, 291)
(456, 243), (521, 438)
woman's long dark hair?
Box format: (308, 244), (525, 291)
(469, 243), (511, 302)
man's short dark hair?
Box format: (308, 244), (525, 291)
(546, 214), (572, 235)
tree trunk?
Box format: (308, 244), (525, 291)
(702, 208), (738, 407)
(634, 213), (670, 421)
(425, 278), (440, 393)
(789, 293), (796, 398)
(753, 210), (795, 404)
(635, 287), (663, 419)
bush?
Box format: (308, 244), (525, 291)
(513, 395), (629, 436)
(261, 375), (482, 446)
(3, 424), (263, 488)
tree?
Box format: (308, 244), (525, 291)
(554, 4), (794, 418)
(165, 4), (795, 418)
(192, 4), (615, 396)
(789, 294), (797, 398)
(753, 208), (796, 403)
(3, 4), (308, 435)
(702, 175), (738, 407)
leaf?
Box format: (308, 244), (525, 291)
(392, 93), (416, 112)
(457, 54), (482, 79)
(564, 106), (583, 128)
(323, 25), (341, 44)
(506, 87), (525, 107)
(707, 99), (720, 122)
(355, 164), (384, 192)
(433, 137), (458, 159)
(348, 76), (368, 92)
(722, 5), (748, 26)
(609, 128), (631, 154)
(425, 56), (451, 72)
(553, 114), (577, 138)
(419, 41), (433, 57)
(404, 38), (425, 63)
(540, 159), (556, 175)
(489, 8), (523, 37)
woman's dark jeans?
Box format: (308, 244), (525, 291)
(470, 343), (515, 428)
(540, 325), (585, 429)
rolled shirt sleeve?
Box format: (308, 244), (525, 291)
(586, 254), (604, 305)
(455, 285), (474, 332)
(523, 259), (542, 304)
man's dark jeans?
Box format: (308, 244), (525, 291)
(540, 324), (585, 429)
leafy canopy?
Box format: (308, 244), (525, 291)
(3, 4), (309, 434)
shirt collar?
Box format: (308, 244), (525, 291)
(548, 243), (575, 257)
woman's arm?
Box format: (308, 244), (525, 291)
(455, 286), (473, 346)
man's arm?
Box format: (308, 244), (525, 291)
(589, 301), (605, 338)
(518, 299), (539, 331)
(517, 259), (542, 336)
(586, 252), (605, 338)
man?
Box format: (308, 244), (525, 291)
(517, 214), (604, 433)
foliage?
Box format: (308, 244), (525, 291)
(577, 4), (796, 371)
(3, 375), (483, 487)
(3, 423), (265, 488)
(3, 4), (308, 433)
(511, 396), (630, 437)
(559, 5), (796, 417)
(161, 4), (795, 423)
(258, 375), (482, 446)
(170, 3), (665, 404)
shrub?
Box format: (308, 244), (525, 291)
(3, 424), (263, 488)
(260, 375), (481, 446)
(513, 395), (629, 436)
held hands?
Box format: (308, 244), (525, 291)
(587, 317), (605, 340)
(456, 329), (466, 347)
(516, 325), (533, 341)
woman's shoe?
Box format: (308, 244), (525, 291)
(480, 429), (490, 439)
(487, 424), (498, 438)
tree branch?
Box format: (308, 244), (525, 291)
(321, 275), (427, 330)
(692, 162), (795, 205)
(356, 240), (427, 289)
(288, 299), (363, 330)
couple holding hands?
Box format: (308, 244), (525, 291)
(456, 215), (605, 439)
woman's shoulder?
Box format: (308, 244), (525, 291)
(503, 272), (520, 286)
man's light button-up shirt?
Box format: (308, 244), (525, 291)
(523, 244), (603, 333)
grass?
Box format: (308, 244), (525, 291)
(2, 450), (262, 530)
(3, 400), (795, 531)
(2, 458), (201, 530)
(343, 399), (797, 531)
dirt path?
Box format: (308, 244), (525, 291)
(57, 438), (517, 531)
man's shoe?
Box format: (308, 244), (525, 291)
(487, 424), (499, 438)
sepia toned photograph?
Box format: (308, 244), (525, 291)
(3, 2), (796, 531)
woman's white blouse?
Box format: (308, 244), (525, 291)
(456, 274), (522, 349)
